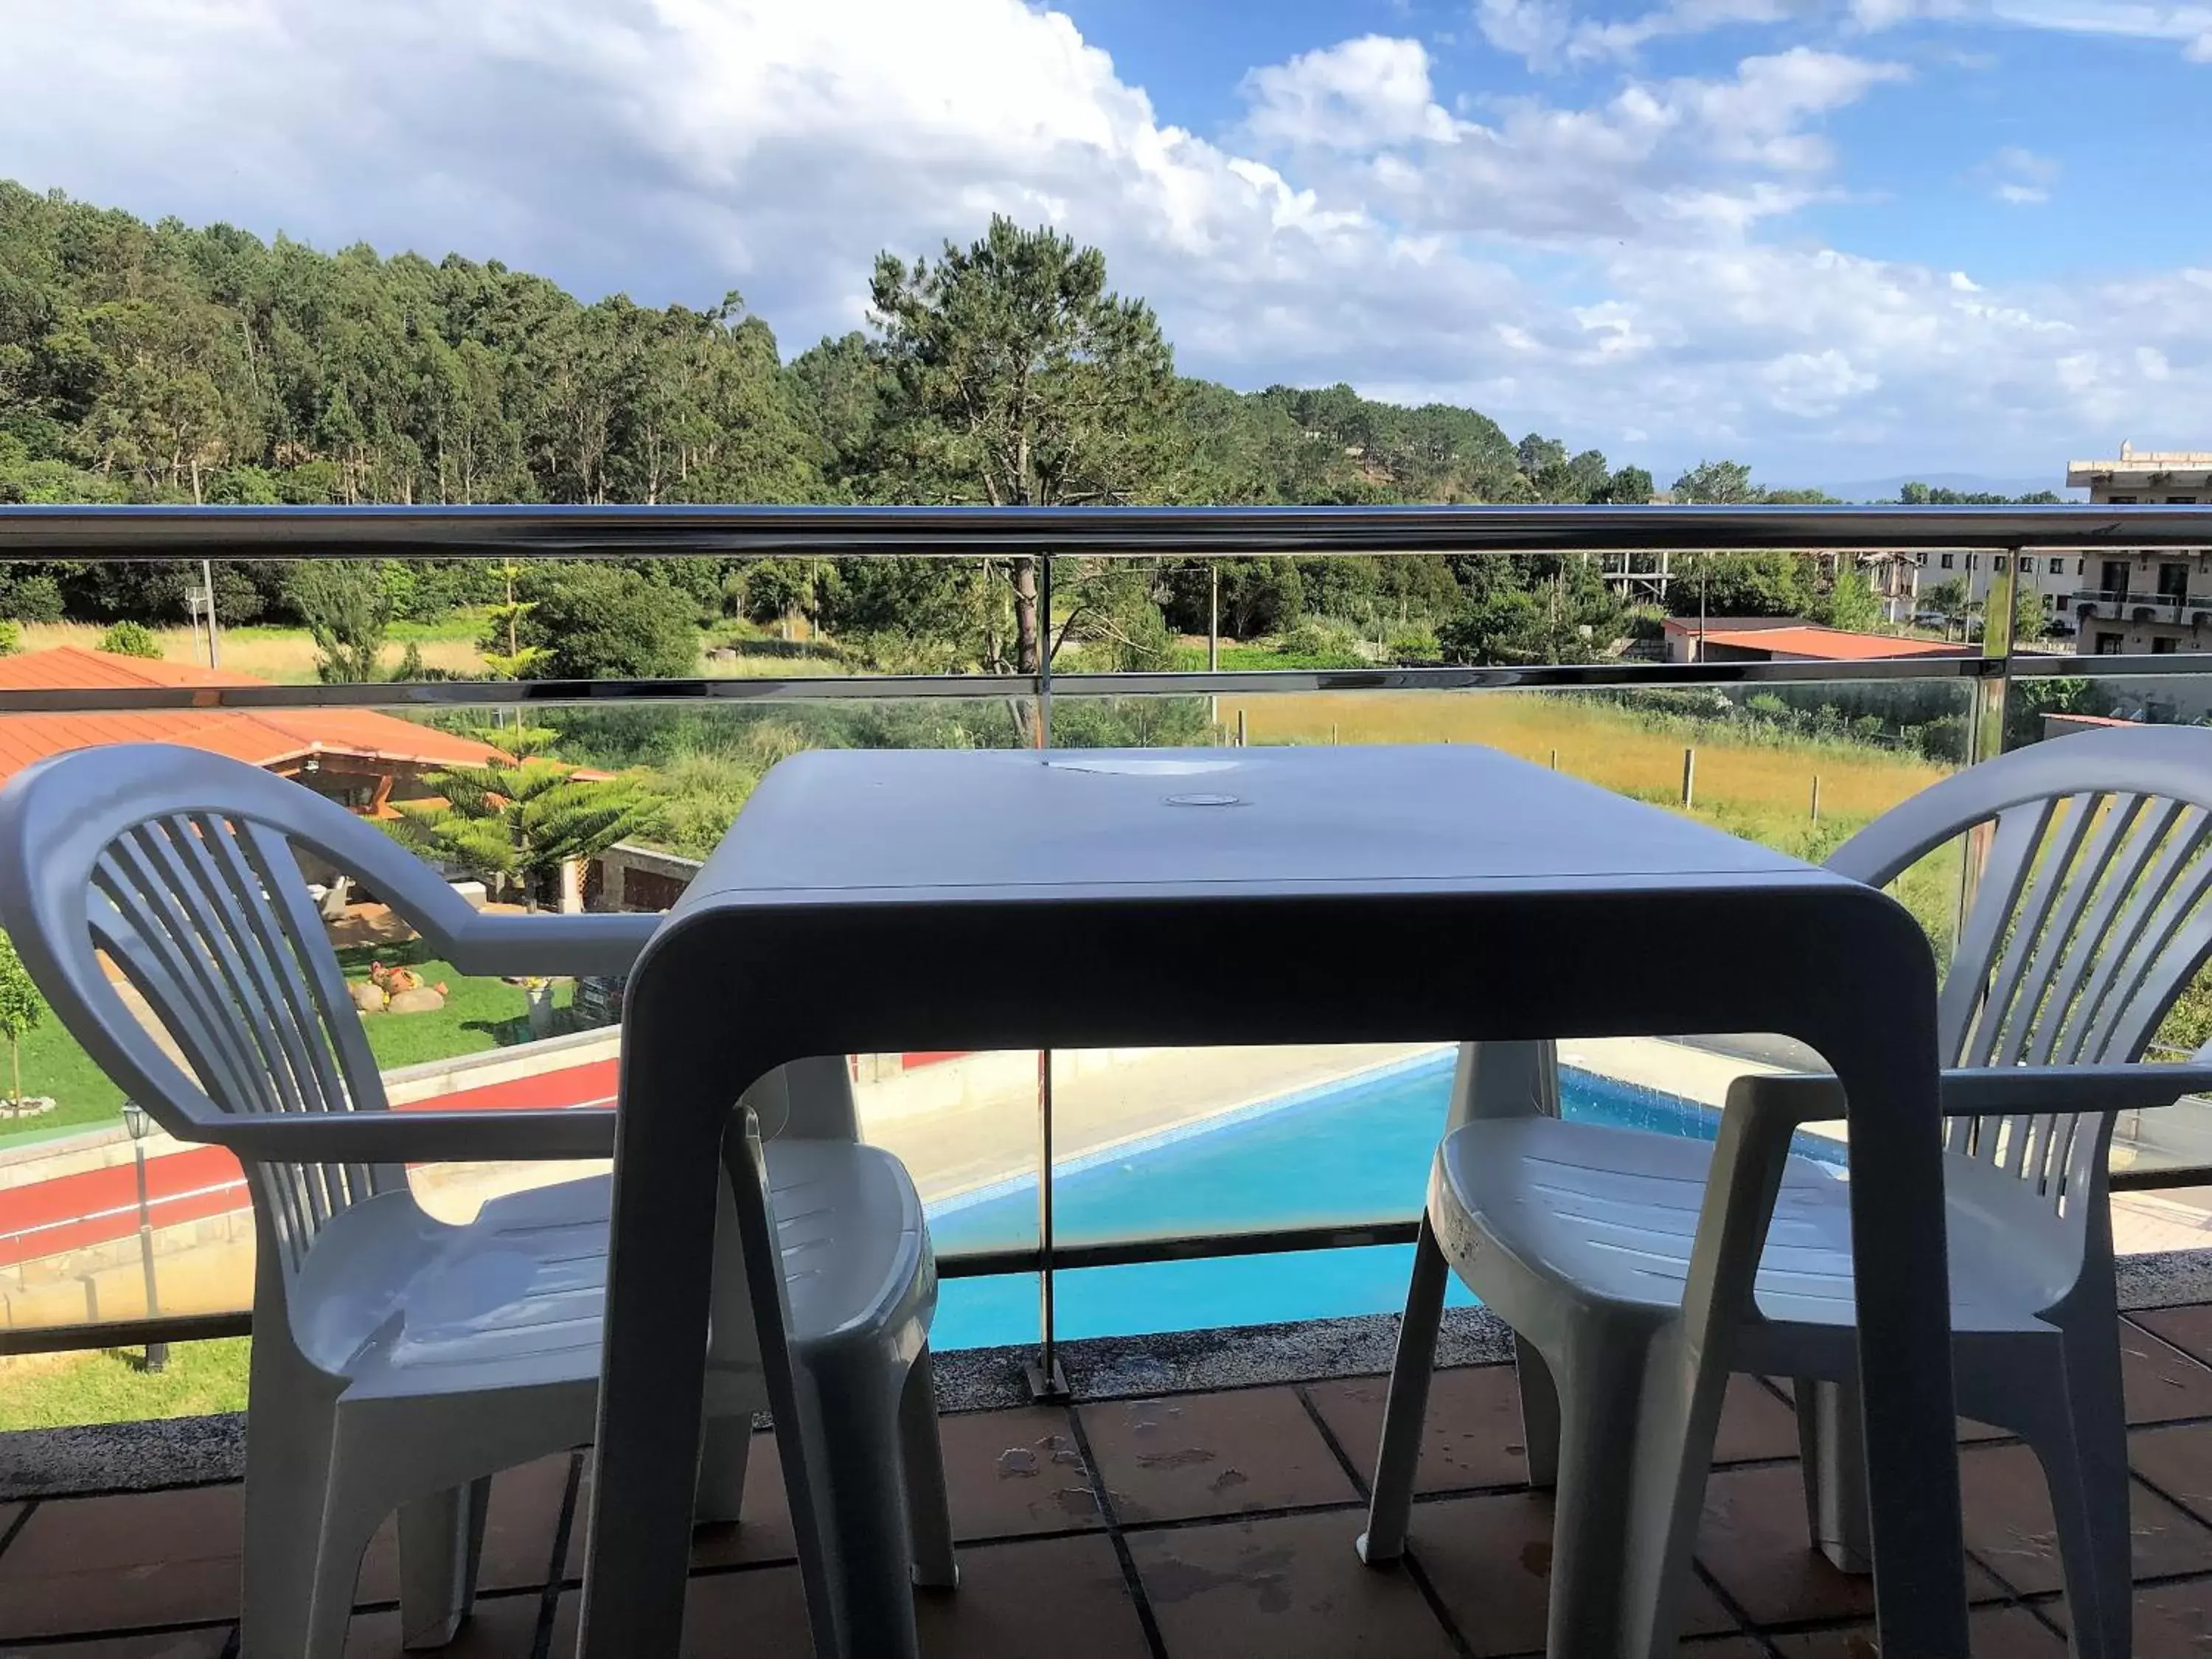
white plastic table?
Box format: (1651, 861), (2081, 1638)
(577, 743), (1969, 1658)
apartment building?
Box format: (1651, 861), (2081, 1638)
(1905, 545), (2084, 635)
(2065, 447), (2212, 655)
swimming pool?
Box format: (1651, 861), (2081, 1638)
(925, 1048), (1844, 1351)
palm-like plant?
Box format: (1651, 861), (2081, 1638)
(389, 728), (664, 909)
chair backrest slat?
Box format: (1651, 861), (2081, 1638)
(1827, 728), (2212, 1243)
(43, 776), (400, 1272)
(1939, 799), (2056, 1065)
(93, 833), (280, 1118)
(2028, 799), (2196, 1065)
(1989, 794), (2145, 1068)
(1963, 793), (2108, 1068)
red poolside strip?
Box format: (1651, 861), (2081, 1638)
(0, 1056), (621, 1267)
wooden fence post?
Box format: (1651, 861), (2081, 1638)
(1681, 747), (1696, 809)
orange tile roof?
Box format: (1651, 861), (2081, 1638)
(1697, 626), (1972, 661)
(0, 648), (508, 786)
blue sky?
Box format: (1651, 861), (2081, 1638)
(4, 0), (2208, 486)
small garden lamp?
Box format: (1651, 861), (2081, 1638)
(121, 1102), (167, 1373)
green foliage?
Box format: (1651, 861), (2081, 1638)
(288, 560), (400, 681)
(0, 927), (48, 1105)
(476, 560), (547, 679)
(97, 619), (162, 658)
(1669, 552), (1812, 619)
(515, 563), (700, 680)
(1922, 577), (1971, 639)
(1672, 459), (1760, 504)
(1818, 560), (1882, 633)
(0, 619), (18, 658)
(387, 733), (667, 905)
(2014, 575), (2048, 644)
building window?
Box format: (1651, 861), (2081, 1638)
(2050, 557), (2066, 576)
(1916, 552), (1927, 566)
(1967, 553), (1978, 570)
(1994, 554), (2008, 571)
(1940, 552), (1955, 569)
(2111, 495), (2138, 504)
(2076, 558), (2086, 577)
(2093, 633), (2124, 654)
(2152, 636), (2180, 653)
(2168, 496), (2197, 504)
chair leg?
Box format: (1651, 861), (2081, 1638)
(1545, 1325), (1655, 1659)
(396, 1477), (492, 1649)
(239, 1361), (342, 1659)
(1516, 1332), (1562, 1490)
(2034, 1321), (2133, 1659)
(1358, 1214), (1450, 1566)
(900, 1346), (959, 1589)
(302, 1473), (391, 1659)
(799, 1358), (925, 1659)
(694, 1413), (754, 1526)
(1795, 1376), (1874, 1574)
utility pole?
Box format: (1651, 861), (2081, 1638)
(203, 561), (220, 668)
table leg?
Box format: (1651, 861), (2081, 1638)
(576, 1102), (726, 1658)
(1818, 1028), (1968, 1656)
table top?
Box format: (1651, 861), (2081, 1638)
(678, 744), (1848, 909)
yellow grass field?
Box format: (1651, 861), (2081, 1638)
(1220, 689), (1953, 827)
(18, 621), (487, 682)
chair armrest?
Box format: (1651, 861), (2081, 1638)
(194, 1107), (616, 1163)
(1938, 1062), (2212, 1119)
(1723, 1063), (2212, 1132)
(434, 911), (663, 979)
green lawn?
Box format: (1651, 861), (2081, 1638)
(1, 941), (572, 1147)
(0, 1339), (251, 1432)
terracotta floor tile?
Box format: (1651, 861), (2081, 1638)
(1079, 1389), (1357, 1523)
(2130, 1305), (2212, 1369)
(355, 1454), (572, 1604)
(1761, 1604), (2065, 1655)
(1724, 1376), (2006, 1442)
(567, 1437), (794, 1577)
(1714, 1377), (1804, 1465)
(0, 1633), (233, 1659)
(2123, 1324), (2212, 1424)
(1697, 1464), (2002, 1627)
(549, 1567), (815, 1658)
(1409, 1489), (1736, 1657)
(341, 1590), (543, 1659)
(914, 1534), (1152, 1659)
(1303, 1366), (1528, 1495)
(2135, 1422), (2212, 1526)
(1961, 1441), (2212, 1595)
(0, 1485), (242, 1638)
(2132, 1578), (2212, 1657)
(934, 1405), (1105, 1537)
(1128, 1510), (1456, 1659)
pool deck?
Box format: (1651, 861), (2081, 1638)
(413, 1034), (2212, 1259)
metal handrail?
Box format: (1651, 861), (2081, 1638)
(7, 501), (2212, 1364)
(4, 500), (2212, 557)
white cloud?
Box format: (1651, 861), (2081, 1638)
(0, 2), (2203, 477)
(1475, 0), (1576, 63)
(1983, 144), (2060, 204)
(1240, 36), (1458, 150)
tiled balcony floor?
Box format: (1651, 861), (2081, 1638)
(16, 1309), (2212, 1655)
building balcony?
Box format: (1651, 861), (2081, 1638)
(10, 504), (2212, 1658)
(2073, 590), (2212, 628)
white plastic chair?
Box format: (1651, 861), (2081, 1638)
(1358, 723), (2212, 1659)
(0, 743), (954, 1659)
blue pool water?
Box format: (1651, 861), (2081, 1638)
(925, 1049), (1845, 1351)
